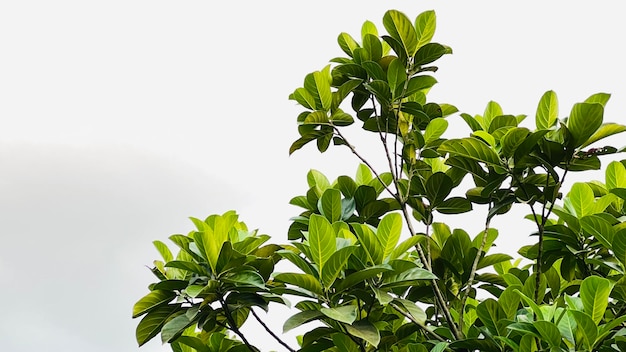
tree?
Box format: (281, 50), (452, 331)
(132, 9), (626, 352)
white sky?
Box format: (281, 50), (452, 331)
(1, 1), (625, 351)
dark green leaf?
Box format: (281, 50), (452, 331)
(133, 290), (177, 318)
(135, 304), (181, 346)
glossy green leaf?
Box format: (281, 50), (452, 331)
(381, 267), (437, 288)
(355, 164), (373, 185)
(383, 10), (418, 56)
(153, 240), (173, 263)
(584, 92), (611, 106)
(514, 289), (544, 320)
(438, 138), (505, 173)
(476, 299), (505, 336)
(320, 305), (357, 324)
(565, 182), (595, 218)
(274, 273), (323, 296)
(283, 309), (324, 333)
(390, 235), (426, 260)
(606, 161), (626, 190)
(351, 223), (383, 264)
(163, 260), (205, 276)
(291, 87), (317, 110)
(319, 189), (342, 223)
(414, 43), (447, 66)
(569, 310), (597, 350)
(425, 172), (453, 207)
(414, 10), (436, 49)
(612, 230), (626, 266)
(332, 333), (360, 352)
(335, 264), (392, 291)
(133, 290), (176, 318)
(533, 321), (562, 349)
(307, 169), (331, 192)
(309, 214), (336, 272)
(224, 271), (266, 289)
(482, 101), (503, 131)
(394, 298), (427, 324)
(435, 197), (472, 214)
(567, 102), (604, 147)
(322, 246), (356, 289)
(161, 307), (200, 343)
(337, 32), (359, 57)
(135, 304), (180, 346)
(580, 215), (614, 249)
(405, 75), (437, 96)
(387, 58), (406, 98)
(535, 90), (558, 130)
(580, 276), (613, 324)
(423, 118), (448, 143)
(377, 213), (403, 261)
(345, 320), (380, 347)
(581, 123), (626, 148)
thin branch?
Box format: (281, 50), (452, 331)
(250, 308), (296, 352)
(219, 296), (256, 351)
(459, 205), (492, 332)
(334, 127), (399, 202)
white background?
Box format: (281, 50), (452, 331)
(1, 1), (625, 351)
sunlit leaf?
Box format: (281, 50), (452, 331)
(423, 118), (448, 143)
(133, 290), (176, 318)
(535, 90), (558, 130)
(135, 304), (180, 346)
(383, 10), (418, 56)
(414, 10), (436, 49)
(283, 309), (324, 333)
(274, 273), (323, 296)
(322, 246), (356, 289)
(377, 213), (403, 261)
(580, 276), (613, 324)
(439, 138), (505, 173)
(320, 305), (357, 324)
(567, 102), (603, 147)
(345, 320), (380, 347)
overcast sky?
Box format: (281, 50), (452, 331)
(1, 1), (625, 351)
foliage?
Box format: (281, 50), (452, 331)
(133, 9), (626, 352)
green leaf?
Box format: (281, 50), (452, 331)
(482, 101), (503, 131)
(337, 32), (359, 57)
(435, 197), (472, 214)
(387, 58), (406, 98)
(514, 289), (544, 320)
(476, 299), (506, 336)
(291, 87), (317, 110)
(135, 304), (180, 346)
(533, 321), (562, 349)
(356, 164), (373, 185)
(580, 215), (615, 249)
(423, 118), (448, 143)
(322, 246), (357, 289)
(383, 10), (418, 56)
(309, 214), (336, 272)
(133, 290), (176, 318)
(390, 235), (426, 260)
(335, 264), (393, 291)
(414, 43), (447, 66)
(580, 276), (613, 324)
(414, 10), (436, 49)
(161, 307), (200, 343)
(332, 333), (360, 352)
(345, 320), (380, 347)
(500, 126), (529, 158)
(438, 138), (505, 173)
(274, 273), (323, 296)
(394, 298), (427, 325)
(320, 188), (342, 223)
(381, 267), (438, 288)
(472, 130), (495, 147)
(320, 305), (357, 324)
(565, 182), (595, 218)
(283, 309), (324, 333)
(377, 213), (403, 261)
(308, 169), (331, 192)
(580, 123), (626, 148)
(535, 90), (559, 130)
(612, 230), (626, 267)
(351, 223), (383, 265)
(425, 172), (453, 207)
(567, 102), (604, 147)
(569, 310), (597, 350)
(224, 271), (266, 289)
(606, 161), (626, 190)
(153, 240), (173, 262)
(164, 260), (206, 276)
(584, 92), (611, 106)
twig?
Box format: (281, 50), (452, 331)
(250, 308), (296, 352)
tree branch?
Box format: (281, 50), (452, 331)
(250, 308), (296, 352)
